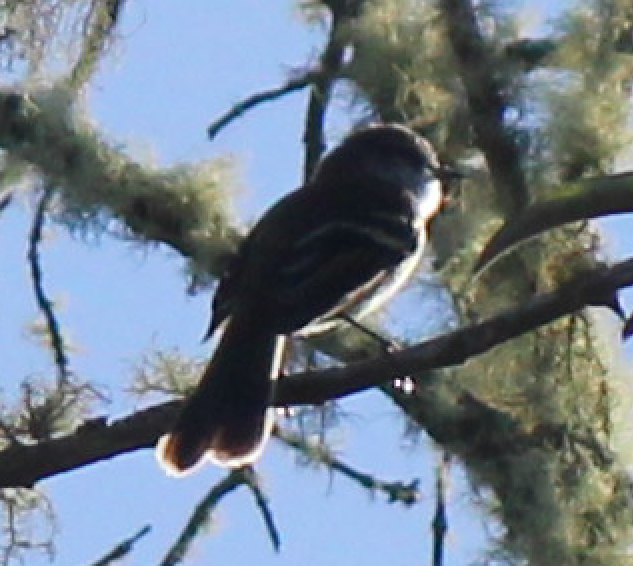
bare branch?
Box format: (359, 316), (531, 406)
(159, 469), (250, 566)
(208, 71), (322, 141)
(440, 0), (529, 213)
(68, 0), (126, 91)
(302, 3), (354, 180)
(0, 91), (239, 278)
(275, 426), (420, 505)
(240, 466), (281, 552)
(0, 190), (11, 213)
(89, 524), (151, 566)
(0, 402), (180, 489)
(1, 255), (632, 487)
(274, 259), (633, 405)
(474, 171), (633, 273)
(0, 488), (55, 566)
(431, 453), (450, 566)
(27, 186), (69, 381)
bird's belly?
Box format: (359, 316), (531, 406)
(298, 230), (427, 336)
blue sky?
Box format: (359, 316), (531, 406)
(2, 1), (632, 565)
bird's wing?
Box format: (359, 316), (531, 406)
(206, 181), (421, 338)
(203, 238), (252, 341)
(265, 186), (420, 332)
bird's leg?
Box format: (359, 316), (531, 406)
(339, 314), (418, 395)
(338, 313), (402, 354)
(274, 338), (295, 418)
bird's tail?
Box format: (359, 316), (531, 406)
(156, 314), (285, 475)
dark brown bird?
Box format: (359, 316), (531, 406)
(157, 123), (451, 475)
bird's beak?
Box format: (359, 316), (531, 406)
(434, 164), (463, 183)
(433, 164), (463, 212)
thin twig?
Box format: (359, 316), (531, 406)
(207, 71), (322, 140)
(440, 0), (529, 213)
(302, 5), (350, 180)
(69, 0), (126, 90)
(27, 186), (69, 382)
(275, 427), (421, 505)
(0, 189), (11, 213)
(431, 453), (450, 566)
(241, 466), (281, 552)
(339, 313), (397, 352)
(159, 468), (280, 562)
(0, 91), (240, 278)
(89, 524), (151, 566)
(0, 418), (20, 446)
(159, 467), (279, 564)
(159, 470), (244, 566)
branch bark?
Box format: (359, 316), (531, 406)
(207, 70), (324, 141)
(440, 0), (529, 214)
(0, 91), (240, 277)
(474, 171), (633, 273)
(2, 256), (632, 488)
(302, 1), (356, 179)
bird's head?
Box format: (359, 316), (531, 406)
(311, 123), (458, 224)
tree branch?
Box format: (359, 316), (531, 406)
(208, 70), (323, 140)
(302, 3), (354, 180)
(440, 0), (529, 213)
(240, 466), (281, 552)
(89, 524), (151, 566)
(431, 453), (450, 566)
(159, 470), (245, 566)
(274, 258), (633, 405)
(159, 466), (279, 564)
(27, 186), (69, 381)
(68, 0), (126, 91)
(1, 256), (633, 488)
(0, 402), (180, 488)
(474, 171), (633, 273)
(0, 91), (239, 278)
(275, 426), (420, 505)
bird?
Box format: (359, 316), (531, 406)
(156, 123), (454, 476)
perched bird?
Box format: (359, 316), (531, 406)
(157, 123), (453, 475)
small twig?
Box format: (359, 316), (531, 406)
(160, 467), (279, 563)
(431, 453), (450, 566)
(0, 189), (11, 213)
(0, 418), (20, 446)
(159, 470), (244, 566)
(27, 186), (69, 382)
(275, 426), (421, 505)
(69, 0), (126, 90)
(207, 71), (322, 140)
(440, 0), (529, 213)
(241, 466), (281, 552)
(0, 489), (55, 566)
(302, 6), (350, 180)
(339, 313), (398, 353)
(89, 524), (151, 566)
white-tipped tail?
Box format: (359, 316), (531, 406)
(155, 317), (285, 475)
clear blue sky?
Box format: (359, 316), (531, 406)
(2, 1), (631, 565)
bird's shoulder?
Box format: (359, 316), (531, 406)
(205, 184), (320, 337)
